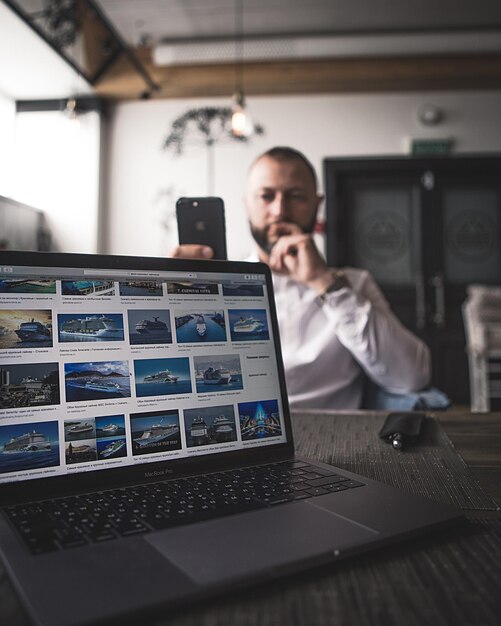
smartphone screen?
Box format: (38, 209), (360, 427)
(176, 197), (227, 260)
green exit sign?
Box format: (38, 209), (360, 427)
(411, 138), (454, 156)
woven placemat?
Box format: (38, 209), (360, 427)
(151, 517), (501, 626)
(291, 411), (498, 511)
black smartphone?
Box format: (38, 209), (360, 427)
(176, 197), (227, 260)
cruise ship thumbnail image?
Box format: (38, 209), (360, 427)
(134, 358), (192, 397)
(229, 309), (269, 342)
(0, 363), (60, 409)
(184, 404), (237, 448)
(167, 281), (219, 296)
(0, 278), (56, 294)
(65, 439), (97, 464)
(95, 414), (126, 439)
(130, 410), (181, 456)
(238, 399), (282, 441)
(222, 282), (264, 298)
(175, 310), (227, 343)
(0, 421), (59, 475)
(119, 280), (163, 297)
(96, 437), (127, 460)
(127, 309), (172, 345)
(64, 418), (96, 441)
(61, 280), (115, 297)
(64, 361), (131, 402)
(0, 309), (52, 349)
(58, 313), (124, 343)
(64, 414), (127, 462)
(193, 354), (243, 394)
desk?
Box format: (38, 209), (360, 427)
(435, 410), (501, 508)
(1, 410), (500, 626)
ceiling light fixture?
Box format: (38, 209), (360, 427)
(417, 103), (444, 126)
(153, 32), (501, 67)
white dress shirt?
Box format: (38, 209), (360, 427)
(270, 267), (431, 410)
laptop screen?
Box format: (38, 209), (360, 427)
(0, 253), (291, 486)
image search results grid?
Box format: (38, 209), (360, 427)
(0, 271), (286, 483)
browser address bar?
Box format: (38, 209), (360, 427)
(83, 270), (197, 278)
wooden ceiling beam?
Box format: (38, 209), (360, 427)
(93, 49), (501, 100)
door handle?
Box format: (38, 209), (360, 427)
(430, 273), (445, 328)
(421, 171), (435, 191)
(415, 272), (426, 329)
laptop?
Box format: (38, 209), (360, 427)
(0, 250), (461, 626)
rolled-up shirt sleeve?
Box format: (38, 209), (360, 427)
(320, 269), (431, 393)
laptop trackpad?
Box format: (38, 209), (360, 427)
(145, 501), (378, 585)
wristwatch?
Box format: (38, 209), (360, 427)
(318, 269), (349, 303)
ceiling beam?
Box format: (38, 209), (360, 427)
(93, 49), (501, 100)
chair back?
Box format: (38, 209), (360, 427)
(463, 285), (501, 412)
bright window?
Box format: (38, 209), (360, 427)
(11, 109), (100, 253)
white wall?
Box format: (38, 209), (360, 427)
(105, 90), (501, 259)
(0, 92), (15, 198)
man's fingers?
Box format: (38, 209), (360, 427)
(269, 233), (329, 283)
(271, 234), (308, 259)
(267, 222), (303, 245)
(269, 235), (304, 272)
(169, 245), (214, 259)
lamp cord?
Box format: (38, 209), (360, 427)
(234, 0), (244, 97)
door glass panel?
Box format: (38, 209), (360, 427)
(444, 188), (500, 284)
(349, 186), (416, 286)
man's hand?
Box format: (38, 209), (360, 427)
(169, 244), (214, 259)
(267, 225), (335, 295)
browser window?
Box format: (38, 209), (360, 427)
(0, 264), (287, 484)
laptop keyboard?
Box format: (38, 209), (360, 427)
(3, 460), (365, 555)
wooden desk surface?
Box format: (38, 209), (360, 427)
(1, 410), (500, 626)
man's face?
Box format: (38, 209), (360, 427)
(244, 156), (323, 254)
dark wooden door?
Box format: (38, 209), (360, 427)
(324, 155), (501, 403)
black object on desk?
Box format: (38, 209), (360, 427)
(379, 412), (426, 450)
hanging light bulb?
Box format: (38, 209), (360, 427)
(65, 98), (78, 121)
(231, 92), (253, 137)
(230, 0), (255, 139)
(63, 98), (83, 128)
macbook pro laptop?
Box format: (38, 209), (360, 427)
(0, 250), (461, 626)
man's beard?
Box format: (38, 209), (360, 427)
(249, 217), (317, 255)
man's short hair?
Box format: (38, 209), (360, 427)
(254, 146), (317, 189)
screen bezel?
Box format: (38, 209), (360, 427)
(0, 250), (294, 505)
